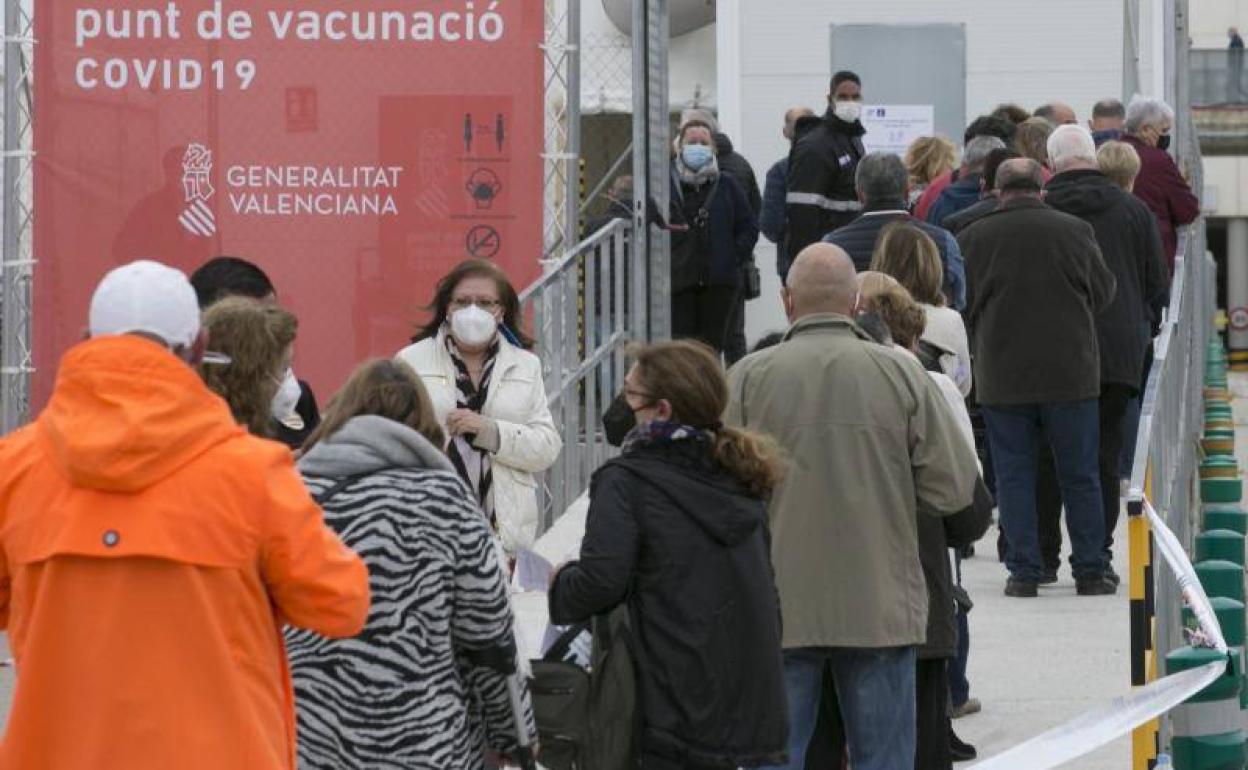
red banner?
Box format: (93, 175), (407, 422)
(34, 1), (544, 404)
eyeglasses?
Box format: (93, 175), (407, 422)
(450, 297), (502, 312)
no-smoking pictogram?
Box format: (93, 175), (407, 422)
(466, 225), (501, 259)
(1231, 306), (1248, 332)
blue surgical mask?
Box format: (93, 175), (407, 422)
(681, 144), (714, 170)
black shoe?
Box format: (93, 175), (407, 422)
(950, 728), (978, 762)
(1104, 564), (1121, 586)
(1076, 576), (1118, 596)
(959, 543), (976, 559)
(1039, 568), (1058, 585)
(1005, 577), (1039, 597)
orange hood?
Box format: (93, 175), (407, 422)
(37, 336), (245, 493)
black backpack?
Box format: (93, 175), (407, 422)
(530, 604), (639, 770)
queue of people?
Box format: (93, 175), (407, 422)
(0, 78), (1200, 770)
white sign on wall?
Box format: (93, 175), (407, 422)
(861, 105), (935, 156)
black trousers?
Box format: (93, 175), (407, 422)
(916, 659), (953, 770)
(672, 286), (738, 353)
(1037, 384), (1136, 568)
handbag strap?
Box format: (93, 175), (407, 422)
(542, 621), (591, 662)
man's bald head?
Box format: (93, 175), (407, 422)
(784, 243), (858, 320)
(784, 107), (816, 140)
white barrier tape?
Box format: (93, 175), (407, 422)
(1171, 697), (1245, 737)
(971, 499), (1231, 769)
(968, 661), (1226, 770)
(1145, 498), (1229, 652)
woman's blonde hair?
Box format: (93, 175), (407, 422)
(857, 271), (927, 350)
(1015, 117), (1055, 167)
(200, 297), (297, 437)
(870, 221), (946, 307)
(905, 136), (957, 188)
(302, 359), (445, 453)
(630, 340), (786, 499)
(1097, 140), (1142, 191)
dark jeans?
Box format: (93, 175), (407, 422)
(672, 285), (738, 353)
(948, 551), (971, 707)
(764, 646), (917, 770)
(983, 399), (1105, 583)
(724, 293), (748, 365)
(1037, 385), (1134, 569)
(916, 659), (953, 770)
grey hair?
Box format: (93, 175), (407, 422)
(996, 158), (1045, 193)
(854, 152), (910, 203)
(963, 135), (1007, 173)
(1047, 124), (1098, 170)
(1125, 95), (1175, 134)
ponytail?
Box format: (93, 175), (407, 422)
(712, 425), (787, 500)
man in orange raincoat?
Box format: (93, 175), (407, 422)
(0, 260), (370, 769)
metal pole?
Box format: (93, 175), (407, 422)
(630, 0), (650, 343)
(564, 0), (581, 245)
(2, 0), (30, 433)
(646, 0), (671, 342)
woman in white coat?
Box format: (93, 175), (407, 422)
(396, 259), (562, 555)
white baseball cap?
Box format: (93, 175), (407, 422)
(88, 260), (201, 348)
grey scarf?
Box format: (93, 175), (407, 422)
(675, 153), (720, 187)
(298, 415), (453, 478)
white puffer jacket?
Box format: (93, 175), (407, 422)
(396, 331), (562, 554)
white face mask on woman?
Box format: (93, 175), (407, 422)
(450, 304), (499, 347)
(271, 368), (301, 421)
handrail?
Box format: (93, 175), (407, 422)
(517, 218), (637, 530)
(519, 219), (629, 304)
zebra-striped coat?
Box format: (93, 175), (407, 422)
(288, 415), (531, 769)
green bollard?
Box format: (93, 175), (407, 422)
(1205, 506), (1248, 536)
(1202, 478), (1244, 504)
(1167, 646), (1245, 770)
(1197, 530), (1247, 568)
(1184, 598), (1247, 647)
(1197, 560), (1246, 603)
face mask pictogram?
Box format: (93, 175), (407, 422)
(465, 168), (503, 210)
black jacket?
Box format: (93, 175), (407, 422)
(1044, 169), (1168, 390)
(549, 438), (787, 768)
(669, 169), (760, 293)
(822, 202), (966, 308)
(958, 197), (1117, 405)
(715, 133), (762, 217)
(782, 109), (866, 278)
(941, 195), (999, 235)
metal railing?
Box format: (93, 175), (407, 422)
(519, 218), (637, 530)
(1125, 88), (1215, 762)
(1191, 48), (1248, 107)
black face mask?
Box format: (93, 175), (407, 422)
(602, 392), (637, 447)
(1157, 133), (1171, 152)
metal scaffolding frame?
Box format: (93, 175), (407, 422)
(1, 0), (33, 434)
(632, 0), (670, 342)
(543, 0), (582, 259)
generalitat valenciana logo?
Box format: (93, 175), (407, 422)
(179, 144), (216, 237)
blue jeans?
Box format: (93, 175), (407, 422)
(761, 646), (917, 770)
(983, 399), (1106, 583)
